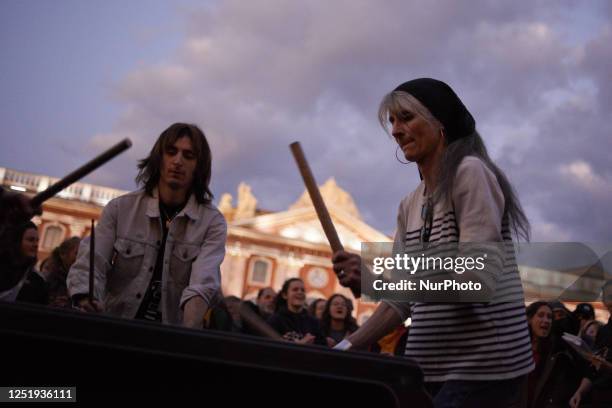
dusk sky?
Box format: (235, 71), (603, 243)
(1, 0), (611, 241)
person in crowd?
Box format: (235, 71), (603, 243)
(549, 300), (580, 337)
(268, 278), (325, 345)
(573, 303), (596, 332)
(0, 188), (41, 224)
(255, 287), (276, 319)
(14, 222), (48, 305)
(570, 280), (612, 408)
(206, 295), (245, 333)
(579, 320), (603, 349)
(526, 301), (581, 407)
(67, 123), (227, 328)
(320, 294), (358, 347)
(2, 221), (40, 302)
(550, 300), (571, 321)
(0, 189), (41, 300)
(308, 298), (326, 320)
(240, 287), (277, 336)
(41, 237), (80, 308)
(332, 78), (533, 407)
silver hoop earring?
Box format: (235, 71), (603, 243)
(395, 145), (409, 164)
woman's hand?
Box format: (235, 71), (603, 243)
(332, 250), (361, 297)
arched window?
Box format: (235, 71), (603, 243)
(247, 257), (273, 286)
(41, 224), (65, 250)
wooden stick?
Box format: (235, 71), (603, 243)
(31, 138), (132, 207)
(89, 219), (95, 302)
(289, 142), (344, 253)
(239, 303), (283, 340)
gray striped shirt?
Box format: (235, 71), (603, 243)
(385, 156), (534, 382)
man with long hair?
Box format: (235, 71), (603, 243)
(67, 123), (227, 328)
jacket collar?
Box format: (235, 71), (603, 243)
(145, 187), (200, 221)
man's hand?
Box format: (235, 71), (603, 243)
(332, 250), (361, 297)
(75, 297), (103, 313)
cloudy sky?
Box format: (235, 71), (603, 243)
(1, 0), (611, 241)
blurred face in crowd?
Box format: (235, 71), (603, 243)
(257, 287), (276, 315)
(283, 280), (306, 313)
(160, 136), (196, 193)
(529, 305), (553, 339)
(20, 227), (39, 259)
(329, 295), (348, 321)
(584, 322), (600, 340)
(552, 308), (567, 321)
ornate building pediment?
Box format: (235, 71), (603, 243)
(223, 179), (391, 252)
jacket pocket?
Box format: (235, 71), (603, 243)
(169, 243), (200, 288)
(111, 238), (146, 282)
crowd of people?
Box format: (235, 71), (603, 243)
(205, 279), (362, 348)
(0, 215), (80, 309)
(525, 297), (612, 408)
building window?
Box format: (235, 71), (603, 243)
(252, 260), (268, 283)
(247, 257), (273, 286)
(41, 224), (65, 249)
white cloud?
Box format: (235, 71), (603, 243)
(560, 160), (612, 194)
(532, 222), (572, 242)
(87, 0), (612, 239)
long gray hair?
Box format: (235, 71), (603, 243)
(379, 91), (531, 241)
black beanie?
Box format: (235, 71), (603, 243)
(393, 78), (475, 144)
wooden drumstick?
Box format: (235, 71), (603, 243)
(290, 142), (361, 297)
(289, 142), (344, 253)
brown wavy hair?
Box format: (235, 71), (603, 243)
(320, 294), (359, 338)
(135, 123), (214, 205)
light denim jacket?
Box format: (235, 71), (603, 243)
(67, 189), (227, 325)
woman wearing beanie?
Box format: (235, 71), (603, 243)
(333, 78), (533, 407)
